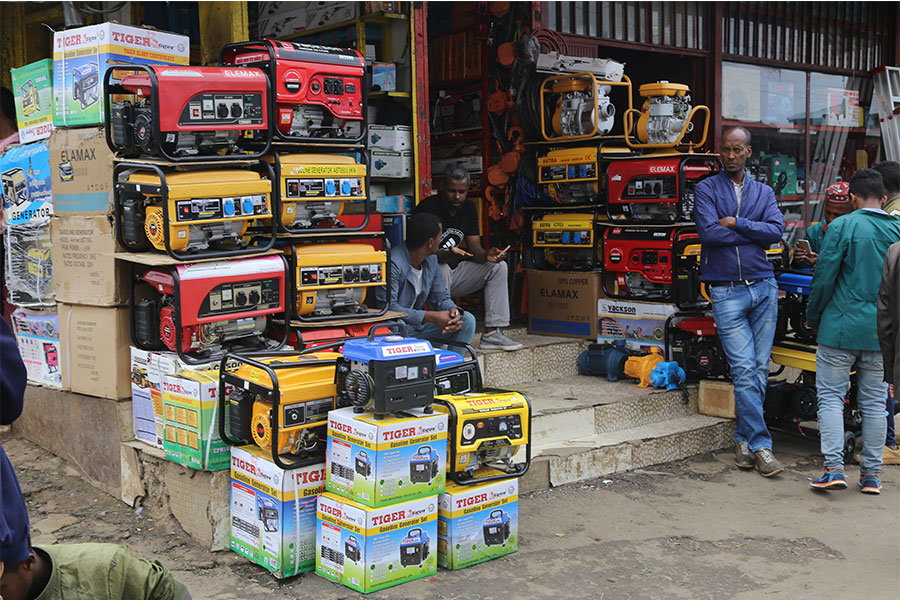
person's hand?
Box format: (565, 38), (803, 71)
(450, 246), (473, 258)
(718, 216), (737, 228)
(486, 247), (508, 263)
(427, 309), (462, 333)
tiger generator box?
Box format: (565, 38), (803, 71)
(11, 59), (54, 143)
(438, 476), (519, 570)
(1, 140), (53, 226)
(316, 492), (438, 593)
(10, 308), (62, 389)
(230, 445), (325, 579)
(326, 407), (447, 508)
(161, 369), (230, 471)
(597, 299), (678, 352)
(53, 23), (189, 126)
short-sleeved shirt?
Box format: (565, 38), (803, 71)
(413, 195), (480, 268)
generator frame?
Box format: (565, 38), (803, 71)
(113, 162), (278, 261)
(429, 338), (484, 395)
(218, 350), (337, 470)
(663, 310), (730, 380)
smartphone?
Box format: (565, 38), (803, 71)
(796, 239), (811, 253)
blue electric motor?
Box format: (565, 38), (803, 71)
(649, 361), (687, 391)
(577, 339), (631, 381)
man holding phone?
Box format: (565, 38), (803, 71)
(413, 166), (523, 350)
(793, 182), (852, 268)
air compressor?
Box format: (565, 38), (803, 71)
(287, 241), (388, 322)
(104, 64), (270, 161)
(527, 212), (599, 271)
(131, 254), (289, 363)
(114, 163), (276, 260)
(539, 71), (629, 141)
(221, 40), (366, 144)
(399, 528), (430, 567)
(409, 445), (440, 484)
(482, 509), (511, 547)
(218, 351), (338, 469)
(265, 153), (368, 233)
(665, 314), (729, 379)
(433, 391), (531, 485)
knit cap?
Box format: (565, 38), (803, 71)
(825, 181), (851, 209)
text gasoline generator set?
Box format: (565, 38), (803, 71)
(399, 528), (430, 567)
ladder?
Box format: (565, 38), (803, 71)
(872, 66), (900, 162)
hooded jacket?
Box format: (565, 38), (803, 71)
(878, 241), (900, 388)
(693, 169), (785, 282)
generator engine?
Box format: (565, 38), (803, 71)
(335, 326), (436, 418)
(540, 71), (622, 140)
(537, 147), (600, 204)
(116, 166), (274, 259)
(266, 153), (366, 232)
(666, 315), (729, 379)
(625, 81), (709, 150)
(72, 62), (99, 109)
(290, 243), (387, 321)
(433, 391), (531, 485)
(219, 351), (339, 469)
(482, 509), (511, 547)
(222, 40), (365, 144)
(399, 528), (430, 567)
(132, 255), (287, 362)
(775, 271), (815, 343)
(105, 64), (269, 161)
(606, 154), (721, 222)
(601, 226), (704, 305)
(528, 212), (598, 270)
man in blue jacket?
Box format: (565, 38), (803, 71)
(1, 317), (29, 573)
(694, 126), (786, 477)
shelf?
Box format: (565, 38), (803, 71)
(722, 119), (804, 132)
(368, 91), (411, 99)
(282, 11), (408, 41)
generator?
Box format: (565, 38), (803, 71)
(537, 147), (600, 204)
(344, 535), (361, 563)
(527, 212), (599, 270)
(287, 241), (388, 322)
(539, 71), (628, 141)
(482, 509), (511, 547)
(399, 528), (430, 567)
(72, 62), (99, 109)
(624, 81), (710, 150)
(355, 450), (372, 477)
(43, 343), (59, 374)
(605, 154), (721, 223)
(2, 167), (28, 206)
(281, 322), (393, 352)
(335, 323), (436, 419)
(433, 340), (483, 396)
(218, 351), (338, 469)
(600, 225), (706, 307)
(221, 40), (366, 144)
(665, 314), (729, 379)
(114, 163), (276, 260)
(131, 255), (288, 363)
(775, 270), (815, 343)
(257, 496), (279, 532)
(433, 391), (531, 485)
(4, 220), (54, 307)
(20, 81), (40, 116)
(265, 153), (368, 233)
(409, 446), (440, 484)
(104, 64), (270, 161)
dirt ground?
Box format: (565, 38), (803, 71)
(5, 430), (898, 599)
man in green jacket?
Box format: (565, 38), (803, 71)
(874, 160), (899, 218)
(807, 168), (900, 495)
(792, 182), (851, 268)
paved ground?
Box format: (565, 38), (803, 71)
(5, 430), (898, 599)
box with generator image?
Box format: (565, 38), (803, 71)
(11, 59), (54, 143)
(161, 369), (230, 471)
(316, 492), (438, 593)
(326, 407), (447, 508)
(230, 445), (325, 579)
(437, 475), (518, 570)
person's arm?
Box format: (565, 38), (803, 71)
(806, 221), (845, 328)
(693, 180), (754, 246)
(108, 545), (189, 600)
(376, 259), (427, 326)
(424, 261), (462, 332)
(732, 185), (785, 245)
(877, 243), (898, 385)
(1, 318), (27, 425)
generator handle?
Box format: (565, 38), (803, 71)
(367, 320), (408, 340)
(358, 450), (367, 458)
(424, 338), (483, 393)
(490, 509), (503, 519)
(408, 527), (422, 537)
(417, 445), (431, 454)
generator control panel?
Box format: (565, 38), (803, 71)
(285, 177), (363, 198)
(174, 195), (269, 221)
(200, 278), (281, 317)
(460, 414), (524, 446)
(179, 93), (265, 126)
(282, 397), (332, 428)
(299, 263), (383, 286)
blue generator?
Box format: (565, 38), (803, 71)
(399, 527), (430, 566)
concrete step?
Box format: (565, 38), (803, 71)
(477, 332), (589, 388)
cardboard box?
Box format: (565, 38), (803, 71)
(438, 477), (518, 570)
(130, 347), (160, 447)
(231, 446), (325, 579)
(162, 369), (230, 471)
(47, 126), (117, 214)
(325, 407), (447, 508)
(1, 141), (53, 225)
(10, 308), (62, 388)
(316, 492), (438, 593)
(367, 125), (412, 151)
(10, 59), (55, 143)
(597, 299), (678, 352)
(431, 155), (484, 175)
(53, 23), (189, 126)
(374, 195), (413, 214)
(698, 379), (737, 419)
(381, 213), (407, 249)
(50, 214), (128, 306)
(527, 269), (603, 340)
(58, 303), (131, 399)
(370, 151), (413, 179)
(371, 62), (397, 92)
(4, 219), (55, 307)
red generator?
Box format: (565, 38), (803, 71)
(665, 313), (729, 379)
(600, 225), (707, 307)
(222, 40), (366, 144)
(131, 255), (289, 363)
(605, 154), (721, 223)
(104, 64), (271, 161)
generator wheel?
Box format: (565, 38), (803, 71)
(842, 432), (859, 463)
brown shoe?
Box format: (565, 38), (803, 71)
(734, 442), (754, 469)
(883, 445), (900, 466)
(754, 448), (784, 477)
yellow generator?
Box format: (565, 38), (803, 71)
(266, 153), (367, 233)
(433, 391), (531, 485)
(218, 351), (340, 469)
(114, 163), (276, 260)
(624, 81), (710, 151)
(288, 242), (388, 322)
(528, 212), (599, 271)
(537, 147), (601, 204)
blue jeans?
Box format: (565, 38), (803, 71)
(409, 311), (476, 345)
(816, 344), (887, 473)
(709, 278), (778, 453)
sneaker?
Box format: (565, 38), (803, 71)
(859, 473), (882, 495)
(734, 442), (754, 469)
(809, 467), (848, 490)
(754, 448), (784, 477)
(479, 329), (524, 351)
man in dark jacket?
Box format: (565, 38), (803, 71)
(694, 126), (786, 477)
(878, 242), (900, 457)
(1, 317), (29, 570)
